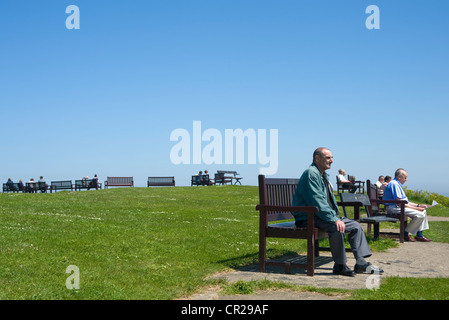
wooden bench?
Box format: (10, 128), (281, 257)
(147, 177), (175, 187)
(3, 183), (23, 193)
(104, 177), (134, 188)
(348, 175), (365, 194)
(256, 175), (358, 276)
(336, 175), (352, 194)
(340, 193), (402, 241)
(336, 175), (360, 194)
(191, 175), (210, 186)
(25, 181), (48, 193)
(50, 180), (74, 193)
(75, 179), (102, 191)
(366, 179), (408, 243)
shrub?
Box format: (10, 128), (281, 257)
(403, 187), (449, 208)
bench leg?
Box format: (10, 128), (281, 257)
(373, 223), (380, 240)
(285, 262), (291, 274)
(314, 239), (320, 257)
(399, 221), (405, 243)
(259, 233), (267, 273)
(307, 236), (315, 276)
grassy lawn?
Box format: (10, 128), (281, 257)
(1, 186), (256, 299)
(351, 277), (449, 300)
(1, 186), (448, 300)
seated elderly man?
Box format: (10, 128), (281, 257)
(293, 148), (384, 276)
(383, 168), (432, 242)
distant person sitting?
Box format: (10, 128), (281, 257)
(383, 168), (432, 242)
(202, 170), (213, 186)
(6, 178), (16, 191)
(375, 175), (387, 199)
(337, 169), (357, 193)
(27, 178), (36, 193)
(90, 174), (99, 190)
(38, 176), (47, 193)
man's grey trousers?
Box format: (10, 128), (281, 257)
(314, 217), (372, 265)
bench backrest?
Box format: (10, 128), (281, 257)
(366, 179), (381, 213)
(51, 181), (72, 188)
(75, 179), (94, 187)
(3, 182), (22, 192)
(340, 193), (371, 206)
(258, 175), (299, 222)
(26, 182), (46, 187)
(336, 175), (344, 192)
(148, 177), (175, 186)
(366, 180), (378, 199)
(215, 173), (223, 179)
(106, 177), (133, 185)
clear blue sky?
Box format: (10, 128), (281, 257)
(1, 1), (448, 195)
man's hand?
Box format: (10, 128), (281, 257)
(335, 219), (345, 233)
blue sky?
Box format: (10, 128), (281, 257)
(1, 1), (448, 195)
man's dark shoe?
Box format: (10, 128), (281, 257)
(415, 236), (432, 242)
(354, 262), (384, 274)
(333, 264), (355, 277)
(404, 235), (416, 242)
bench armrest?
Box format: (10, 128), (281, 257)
(256, 204), (319, 231)
(256, 204), (318, 214)
(370, 199), (407, 205)
(337, 201), (363, 207)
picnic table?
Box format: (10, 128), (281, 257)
(215, 170), (242, 185)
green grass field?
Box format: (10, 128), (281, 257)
(1, 186), (448, 300)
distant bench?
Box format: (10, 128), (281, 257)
(2, 183), (24, 193)
(25, 182), (48, 193)
(191, 175), (211, 186)
(147, 177), (175, 187)
(50, 180), (74, 193)
(75, 179), (102, 191)
(104, 177), (134, 188)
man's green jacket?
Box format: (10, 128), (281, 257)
(292, 163), (339, 223)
